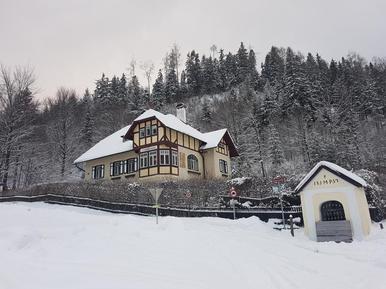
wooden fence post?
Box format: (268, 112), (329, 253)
(290, 214), (294, 237)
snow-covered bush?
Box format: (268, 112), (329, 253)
(355, 169), (385, 221)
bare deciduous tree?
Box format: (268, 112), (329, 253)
(0, 65), (37, 190)
(210, 44), (217, 58)
(128, 58), (137, 77)
(140, 61), (155, 94)
(46, 87), (79, 179)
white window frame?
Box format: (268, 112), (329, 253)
(139, 128), (146, 138)
(160, 149), (170, 165)
(146, 125), (151, 136)
(187, 155), (199, 171)
(127, 158), (137, 173)
(149, 150), (157, 167)
(172, 150), (178, 166)
(140, 153), (148, 168)
(219, 159), (228, 174)
(92, 165), (104, 179)
(151, 125), (157, 136)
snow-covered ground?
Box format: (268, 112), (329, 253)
(0, 203), (385, 289)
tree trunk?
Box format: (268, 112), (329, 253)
(298, 115), (310, 164)
(2, 148), (11, 191)
(12, 152), (20, 190)
(253, 127), (266, 178)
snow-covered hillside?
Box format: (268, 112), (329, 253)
(0, 203), (385, 289)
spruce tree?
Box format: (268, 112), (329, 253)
(201, 56), (216, 94)
(201, 100), (212, 126)
(236, 42), (249, 83)
(268, 124), (285, 170)
(80, 89), (94, 147)
(109, 75), (120, 105)
(185, 50), (201, 95)
(118, 74), (128, 104)
(261, 46), (285, 87)
(179, 70), (188, 97)
(165, 67), (179, 102)
(217, 49), (228, 91)
(248, 49), (259, 91)
(225, 52), (238, 87)
(94, 73), (110, 104)
(151, 70), (165, 110)
(127, 75), (145, 113)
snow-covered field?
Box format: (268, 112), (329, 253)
(0, 203), (385, 289)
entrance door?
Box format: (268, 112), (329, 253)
(316, 200), (352, 242)
(321, 200), (346, 221)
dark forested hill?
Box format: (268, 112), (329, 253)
(1, 43), (385, 195)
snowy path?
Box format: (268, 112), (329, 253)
(0, 202), (385, 289)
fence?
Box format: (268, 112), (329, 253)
(0, 194), (303, 222)
(0, 193), (383, 223)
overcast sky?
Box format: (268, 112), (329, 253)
(1, 0), (385, 100)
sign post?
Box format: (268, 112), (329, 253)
(185, 191), (192, 216)
(272, 176), (287, 230)
(149, 188), (163, 224)
(229, 187), (238, 220)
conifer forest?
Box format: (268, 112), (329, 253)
(1, 43), (385, 194)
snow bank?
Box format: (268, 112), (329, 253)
(228, 176), (251, 186)
(0, 202), (385, 289)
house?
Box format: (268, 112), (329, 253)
(74, 104), (238, 182)
(295, 161), (371, 242)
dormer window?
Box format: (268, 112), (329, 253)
(151, 125), (157, 135)
(139, 128), (146, 138)
(146, 125), (151, 136)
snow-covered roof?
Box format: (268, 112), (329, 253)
(74, 125), (132, 163)
(200, 129), (227, 149)
(74, 109), (239, 163)
(132, 109), (206, 142)
(295, 161), (367, 192)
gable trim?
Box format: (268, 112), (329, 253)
(295, 165), (364, 194)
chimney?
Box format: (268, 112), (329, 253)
(176, 103), (187, 123)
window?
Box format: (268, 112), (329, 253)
(119, 161), (124, 174)
(149, 151), (157, 167)
(139, 128), (146, 138)
(187, 155), (199, 171)
(126, 158), (137, 173)
(151, 125), (157, 136)
(160, 149), (170, 165)
(172, 150), (178, 166)
(92, 165), (104, 179)
(219, 159), (228, 174)
(110, 161), (121, 176)
(146, 125), (151, 136)
(123, 160), (128, 174)
(140, 153), (148, 168)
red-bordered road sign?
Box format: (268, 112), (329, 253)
(229, 187), (238, 198)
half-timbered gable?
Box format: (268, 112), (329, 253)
(74, 106), (238, 182)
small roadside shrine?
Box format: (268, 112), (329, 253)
(295, 161), (371, 242)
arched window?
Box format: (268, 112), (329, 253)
(320, 201), (346, 221)
(187, 154), (199, 171)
